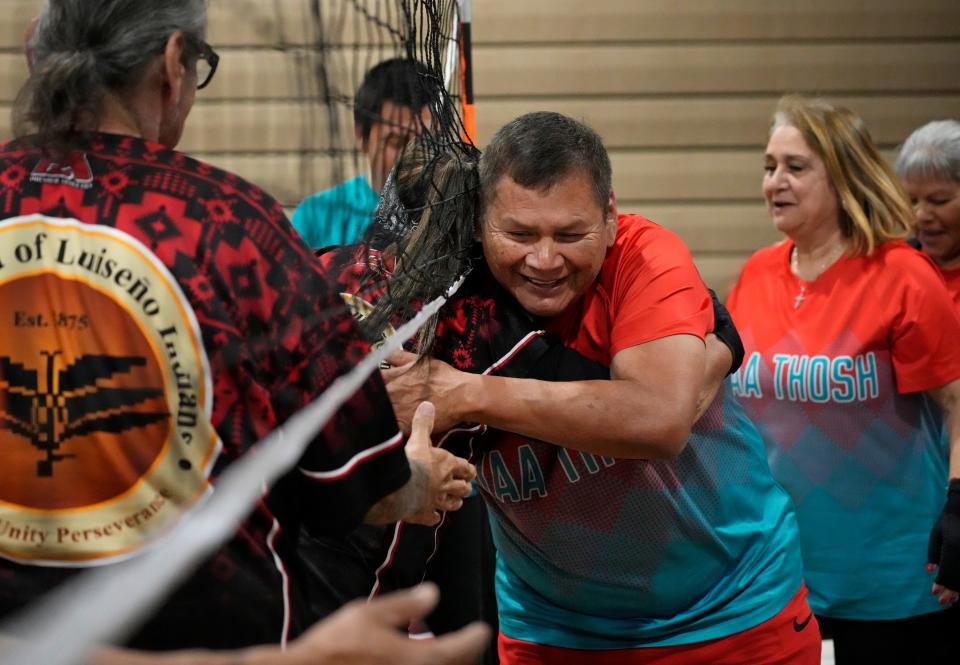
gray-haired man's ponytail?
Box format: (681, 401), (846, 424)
(12, 0), (206, 155)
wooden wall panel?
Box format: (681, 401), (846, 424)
(0, 0), (42, 52)
(0, 0), (418, 49)
(0, 54), (27, 105)
(473, 0), (960, 43)
(206, 0), (450, 48)
(181, 102), (354, 152)
(693, 256), (754, 294)
(0, 47), (400, 104)
(472, 43), (960, 97)
(7, 1), (956, 50)
(474, 95), (960, 149)
(465, 2), (959, 287)
(6, 42), (955, 105)
(630, 203), (777, 254)
(0, 94), (946, 156)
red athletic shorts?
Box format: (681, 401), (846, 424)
(498, 585), (821, 665)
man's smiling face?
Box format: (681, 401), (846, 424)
(480, 170), (617, 319)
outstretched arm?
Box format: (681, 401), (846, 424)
(385, 333), (706, 460)
(82, 584), (487, 665)
(383, 289), (742, 459)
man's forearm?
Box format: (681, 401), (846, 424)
(459, 374), (693, 459)
(449, 336), (707, 459)
(363, 459), (428, 524)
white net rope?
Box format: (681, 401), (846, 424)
(0, 275), (465, 665)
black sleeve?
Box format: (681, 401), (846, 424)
(482, 290), (610, 381)
(267, 248), (409, 537)
(293, 372), (410, 537)
(708, 288), (745, 376)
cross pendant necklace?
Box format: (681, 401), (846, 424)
(790, 243), (846, 310)
(790, 248), (809, 309)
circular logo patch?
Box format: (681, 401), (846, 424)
(0, 216), (219, 565)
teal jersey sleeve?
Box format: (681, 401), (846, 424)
(291, 176), (379, 249)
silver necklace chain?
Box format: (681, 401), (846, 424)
(790, 244), (846, 309)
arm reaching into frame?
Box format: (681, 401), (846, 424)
(81, 584), (488, 665)
(383, 290), (741, 460)
(384, 333), (706, 460)
(926, 379), (960, 606)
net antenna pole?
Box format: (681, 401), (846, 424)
(442, 3), (459, 96)
(456, 0), (475, 144)
(441, 0), (473, 144)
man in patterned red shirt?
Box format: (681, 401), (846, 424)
(0, 2), (487, 664)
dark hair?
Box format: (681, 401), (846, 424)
(362, 138), (481, 354)
(353, 58), (432, 143)
(13, 0), (207, 155)
(479, 111), (612, 211)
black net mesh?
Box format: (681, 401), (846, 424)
(280, 0), (473, 233)
(278, 0), (480, 348)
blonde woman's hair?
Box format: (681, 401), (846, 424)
(772, 95), (912, 256)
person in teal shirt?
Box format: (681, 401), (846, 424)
(293, 58), (431, 248)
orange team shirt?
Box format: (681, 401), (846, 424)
(726, 238), (960, 620)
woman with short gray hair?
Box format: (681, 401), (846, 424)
(895, 120), (960, 307)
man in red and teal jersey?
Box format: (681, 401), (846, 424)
(384, 113), (817, 664)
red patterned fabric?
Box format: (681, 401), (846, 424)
(0, 133), (406, 648)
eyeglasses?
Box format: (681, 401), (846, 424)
(188, 37), (219, 90)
